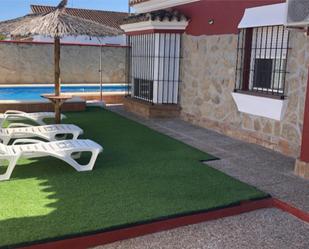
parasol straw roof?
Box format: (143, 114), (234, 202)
(0, 2), (122, 38)
(0, 14), (40, 36)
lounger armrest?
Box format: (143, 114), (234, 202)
(4, 110), (26, 115)
(0, 154), (16, 159)
(8, 123), (33, 128)
(13, 139), (44, 145)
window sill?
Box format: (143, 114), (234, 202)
(234, 90), (285, 100)
(231, 92), (288, 121)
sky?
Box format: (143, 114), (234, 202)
(0, 0), (129, 21)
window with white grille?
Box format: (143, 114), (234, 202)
(127, 33), (181, 104)
(235, 26), (290, 98)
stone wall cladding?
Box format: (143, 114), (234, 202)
(180, 32), (309, 157)
(0, 42), (126, 84)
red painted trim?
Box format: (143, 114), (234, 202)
(18, 198), (273, 249)
(173, 0), (285, 36)
(0, 40), (130, 48)
(300, 67), (309, 162)
(242, 28), (253, 91)
(126, 29), (185, 36)
(272, 198), (309, 223)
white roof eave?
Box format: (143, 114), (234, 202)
(132, 0), (201, 14)
(120, 20), (189, 33)
(238, 3), (287, 29)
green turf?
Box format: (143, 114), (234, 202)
(0, 108), (267, 247)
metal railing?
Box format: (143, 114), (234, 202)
(235, 26), (290, 99)
(126, 33), (182, 104)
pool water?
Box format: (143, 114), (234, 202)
(0, 85), (126, 100)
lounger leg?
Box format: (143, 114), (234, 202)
(71, 152), (82, 159)
(53, 132), (80, 141)
(1, 137), (11, 145)
(0, 117), (8, 128)
(72, 132), (80, 140)
(86, 150), (101, 171)
(65, 149), (101, 172)
(0, 156), (19, 181)
(54, 134), (68, 141)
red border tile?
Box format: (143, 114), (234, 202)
(19, 198), (273, 249)
(272, 198), (309, 223)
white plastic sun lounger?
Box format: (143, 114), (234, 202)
(0, 124), (83, 145)
(0, 139), (103, 181)
(0, 110), (66, 127)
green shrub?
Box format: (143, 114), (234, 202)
(0, 34), (6, 41)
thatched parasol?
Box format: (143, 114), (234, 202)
(0, 14), (40, 37)
(0, 0), (121, 123)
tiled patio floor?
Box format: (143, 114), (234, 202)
(94, 106), (309, 249)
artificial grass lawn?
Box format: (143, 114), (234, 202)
(0, 108), (267, 247)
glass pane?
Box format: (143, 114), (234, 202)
(253, 59), (273, 89)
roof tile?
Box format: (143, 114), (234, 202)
(123, 10), (188, 25)
(129, 0), (150, 6)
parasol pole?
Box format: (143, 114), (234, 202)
(54, 36), (61, 123)
(97, 37), (103, 103)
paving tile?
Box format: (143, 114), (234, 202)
(205, 158), (236, 168)
(256, 158), (295, 175)
(209, 150), (238, 159)
(155, 118), (199, 130)
(176, 128), (218, 138)
(260, 179), (309, 199)
(220, 157), (295, 179)
(219, 143), (265, 159)
(188, 143), (221, 155)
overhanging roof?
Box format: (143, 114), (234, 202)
(123, 10), (188, 24)
(130, 0), (150, 6)
(121, 10), (189, 33)
(238, 3), (286, 29)
(130, 0), (201, 13)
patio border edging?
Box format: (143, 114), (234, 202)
(11, 198), (309, 249)
(272, 198), (309, 223)
(18, 198), (275, 249)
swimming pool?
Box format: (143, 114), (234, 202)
(0, 84), (126, 100)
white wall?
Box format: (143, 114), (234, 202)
(0, 42), (127, 84)
(33, 35), (126, 45)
